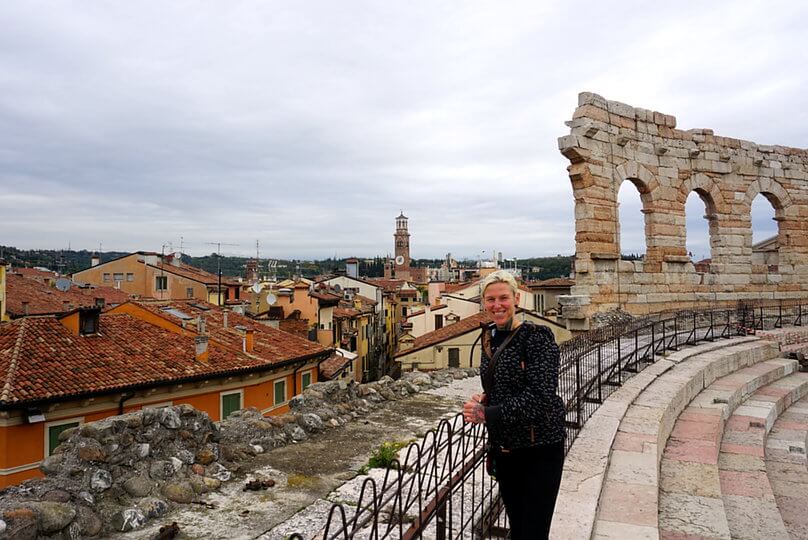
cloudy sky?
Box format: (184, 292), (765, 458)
(1, 1), (806, 260)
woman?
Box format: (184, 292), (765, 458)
(463, 270), (565, 539)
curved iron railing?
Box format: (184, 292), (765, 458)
(289, 299), (806, 539)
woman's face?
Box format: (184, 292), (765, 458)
(483, 282), (518, 328)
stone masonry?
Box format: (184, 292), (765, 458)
(558, 92), (808, 330)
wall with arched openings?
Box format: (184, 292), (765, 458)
(558, 92), (808, 330)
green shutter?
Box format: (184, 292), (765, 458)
(301, 372), (312, 391)
(221, 392), (241, 419)
(48, 422), (79, 455)
(274, 380), (286, 405)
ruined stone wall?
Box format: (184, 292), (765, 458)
(558, 92), (808, 330)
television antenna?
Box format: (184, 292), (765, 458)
(205, 241), (239, 306)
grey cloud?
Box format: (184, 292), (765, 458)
(1, 1), (806, 259)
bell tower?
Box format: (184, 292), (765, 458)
(393, 211), (411, 279)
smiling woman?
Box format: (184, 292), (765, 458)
(462, 270), (566, 539)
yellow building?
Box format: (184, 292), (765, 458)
(396, 311), (571, 371)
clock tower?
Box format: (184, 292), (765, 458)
(390, 211), (411, 279)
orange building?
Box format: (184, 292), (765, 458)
(0, 301), (331, 487)
(72, 252), (240, 305)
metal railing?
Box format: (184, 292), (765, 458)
(291, 299), (806, 539)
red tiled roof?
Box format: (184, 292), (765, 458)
(443, 281), (475, 294)
(406, 304), (447, 319)
(0, 313), (323, 407)
(395, 312), (492, 358)
(365, 278), (408, 293)
(527, 278), (575, 289)
(333, 307), (360, 319)
(11, 267), (58, 281)
(319, 352), (353, 380)
(6, 273), (131, 317)
(128, 300), (327, 363)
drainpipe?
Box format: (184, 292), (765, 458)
(291, 358), (309, 397)
(118, 391), (135, 415)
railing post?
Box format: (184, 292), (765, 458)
(575, 354), (582, 427)
(597, 345), (603, 403)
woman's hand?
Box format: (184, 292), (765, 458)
(463, 394), (486, 424)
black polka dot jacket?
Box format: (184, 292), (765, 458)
(480, 322), (566, 449)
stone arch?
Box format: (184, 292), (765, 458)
(744, 178), (793, 273)
(744, 178), (793, 217)
(677, 173), (728, 215)
(677, 173), (726, 264)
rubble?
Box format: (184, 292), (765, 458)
(0, 368), (476, 538)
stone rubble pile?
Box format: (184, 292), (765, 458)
(0, 368), (476, 539)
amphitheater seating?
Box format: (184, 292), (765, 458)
(765, 394), (808, 538)
(553, 332), (808, 540)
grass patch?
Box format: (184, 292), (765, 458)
(358, 440), (411, 475)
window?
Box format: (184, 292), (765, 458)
(220, 390), (242, 419)
(186, 287), (194, 299)
(46, 418), (81, 457)
(126, 273), (135, 282)
(155, 276), (168, 291)
(113, 273), (124, 282)
(301, 371), (312, 391)
(102, 273), (110, 283)
(448, 348), (460, 368)
(435, 314), (444, 330)
(273, 379), (287, 405)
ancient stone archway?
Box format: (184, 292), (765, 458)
(558, 92), (808, 330)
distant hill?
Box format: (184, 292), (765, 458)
(1, 246), (572, 281)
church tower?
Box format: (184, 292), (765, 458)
(385, 211), (412, 279)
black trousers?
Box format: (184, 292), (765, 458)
(494, 442), (565, 540)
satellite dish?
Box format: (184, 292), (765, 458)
(55, 278), (72, 292)
(266, 293), (277, 306)
(251, 282), (263, 294)
(395, 255), (405, 265)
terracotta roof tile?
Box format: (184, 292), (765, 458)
(527, 278), (575, 288)
(6, 273), (131, 317)
(0, 302), (330, 407)
(319, 352), (353, 379)
(129, 300), (327, 363)
(395, 312), (492, 357)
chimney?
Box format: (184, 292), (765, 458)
(243, 328), (255, 353)
(91, 253), (100, 267)
(63, 300), (71, 311)
(197, 316), (206, 335)
(195, 335), (209, 362)
(22, 301), (29, 316)
(223, 311), (228, 329)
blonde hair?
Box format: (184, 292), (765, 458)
(480, 270), (519, 297)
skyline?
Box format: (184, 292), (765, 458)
(2, 1), (805, 259)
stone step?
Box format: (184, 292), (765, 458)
(591, 340), (781, 539)
(765, 394), (808, 539)
(550, 337), (775, 540)
(719, 371), (808, 540)
(658, 357), (799, 539)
